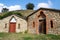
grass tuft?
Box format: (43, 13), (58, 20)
(0, 33), (60, 40)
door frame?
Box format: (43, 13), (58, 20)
(39, 19), (46, 34)
(9, 16), (17, 33)
(9, 22), (16, 33)
(36, 11), (47, 34)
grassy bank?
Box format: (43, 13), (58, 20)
(0, 33), (60, 40)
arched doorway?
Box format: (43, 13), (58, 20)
(39, 19), (46, 34)
(9, 16), (16, 33)
(38, 11), (46, 34)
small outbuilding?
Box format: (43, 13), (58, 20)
(27, 8), (60, 35)
(0, 12), (27, 33)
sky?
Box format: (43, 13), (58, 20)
(0, 0), (60, 12)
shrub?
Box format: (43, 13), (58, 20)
(26, 3), (34, 10)
(24, 30), (28, 33)
(0, 11), (23, 19)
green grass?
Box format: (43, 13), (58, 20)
(0, 10), (35, 17)
(0, 33), (60, 40)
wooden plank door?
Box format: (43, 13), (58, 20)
(9, 22), (16, 33)
(39, 19), (46, 34)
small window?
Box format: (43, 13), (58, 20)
(50, 20), (53, 28)
(38, 15), (40, 18)
(33, 22), (35, 28)
(18, 24), (20, 29)
(5, 23), (7, 28)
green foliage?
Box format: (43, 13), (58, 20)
(0, 11), (23, 19)
(2, 8), (9, 12)
(46, 34), (60, 40)
(0, 33), (9, 37)
(0, 33), (60, 40)
(24, 30), (28, 33)
(0, 16), (2, 19)
(15, 12), (22, 16)
(23, 37), (32, 40)
(26, 3), (34, 10)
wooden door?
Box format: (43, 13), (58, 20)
(9, 22), (16, 33)
(39, 19), (46, 34)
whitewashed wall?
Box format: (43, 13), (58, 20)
(0, 15), (27, 33)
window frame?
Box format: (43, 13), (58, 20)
(33, 21), (35, 28)
(18, 24), (20, 29)
(50, 20), (53, 28)
(5, 23), (7, 28)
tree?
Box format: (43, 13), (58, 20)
(2, 8), (9, 12)
(26, 3), (34, 10)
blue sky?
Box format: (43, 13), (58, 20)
(0, 0), (60, 12)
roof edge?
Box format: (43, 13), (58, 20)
(27, 8), (60, 18)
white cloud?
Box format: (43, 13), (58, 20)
(0, 3), (21, 13)
(37, 0), (52, 9)
(0, 3), (4, 6)
(37, 3), (50, 8)
(8, 5), (21, 11)
(0, 3), (4, 12)
(3, 6), (8, 8)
